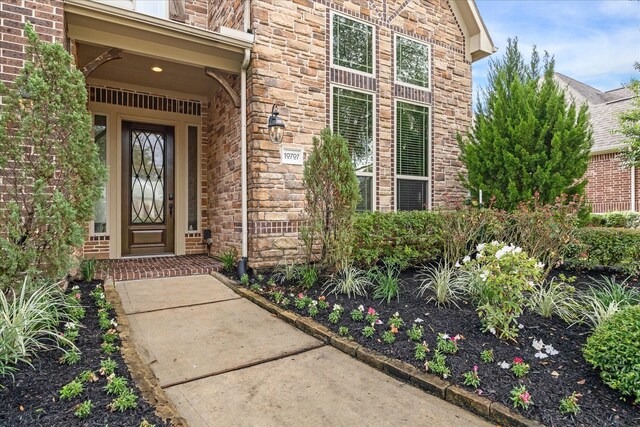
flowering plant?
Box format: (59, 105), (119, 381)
(462, 365), (481, 389)
(511, 357), (530, 378)
(294, 294), (312, 310)
(365, 307), (379, 324)
(307, 300), (319, 317)
(407, 324), (424, 342)
(382, 328), (396, 344)
(510, 385), (533, 409)
(387, 312), (404, 328)
(436, 333), (462, 354)
(328, 304), (344, 324)
(462, 242), (542, 340)
(425, 350), (450, 378)
(317, 295), (329, 310)
(362, 325), (375, 338)
(480, 349), (494, 363)
(414, 341), (430, 361)
(559, 392), (581, 415)
(350, 305), (365, 321)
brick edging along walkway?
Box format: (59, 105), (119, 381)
(210, 271), (545, 427)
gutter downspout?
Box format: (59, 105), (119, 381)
(238, 0), (251, 277)
(632, 166), (636, 212)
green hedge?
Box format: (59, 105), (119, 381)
(583, 304), (640, 404)
(585, 211), (640, 229)
(567, 227), (640, 274)
(350, 211), (444, 269)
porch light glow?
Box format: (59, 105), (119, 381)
(267, 104), (285, 144)
(151, 66), (163, 73)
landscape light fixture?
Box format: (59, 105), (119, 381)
(267, 104), (285, 144)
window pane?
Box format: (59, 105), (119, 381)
(332, 87), (373, 174)
(135, 0), (166, 18)
(333, 15), (373, 74)
(397, 179), (427, 211)
(357, 176), (372, 211)
(396, 102), (428, 177)
(396, 36), (430, 88)
(94, 115), (107, 233)
(187, 126), (198, 231)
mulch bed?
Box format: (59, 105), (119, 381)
(0, 279), (166, 427)
(238, 267), (640, 427)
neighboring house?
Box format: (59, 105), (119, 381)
(0, 0), (493, 268)
(554, 73), (638, 213)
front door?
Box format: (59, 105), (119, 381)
(121, 121), (175, 256)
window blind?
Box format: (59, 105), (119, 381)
(396, 102), (428, 177)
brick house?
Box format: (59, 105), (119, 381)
(554, 73), (638, 213)
(0, 0), (493, 269)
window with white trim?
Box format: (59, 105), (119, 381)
(95, 0), (168, 19)
(396, 102), (430, 211)
(93, 115), (108, 233)
(396, 35), (430, 89)
(332, 86), (374, 211)
(332, 13), (374, 75)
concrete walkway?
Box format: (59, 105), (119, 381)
(116, 275), (492, 427)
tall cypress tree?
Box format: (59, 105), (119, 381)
(459, 38), (593, 211)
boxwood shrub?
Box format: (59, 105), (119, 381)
(350, 211), (444, 269)
(566, 227), (640, 274)
(583, 304), (640, 404)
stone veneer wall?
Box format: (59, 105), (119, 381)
(586, 153), (638, 213)
(241, 0), (472, 267)
(205, 77), (243, 256)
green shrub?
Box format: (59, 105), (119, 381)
(0, 279), (73, 381)
(351, 211), (444, 269)
(220, 250), (237, 273)
(583, 305), (640, 404)
(462, 242), (542, 340)
(79, 258), (97, 282)
(0, 24), (106, 290)
(369, 260), (401, 304)
(324, 262), (371, 299)
(417, 262), (466, 307)
(567, 227), (640, 274)
(586, 211), (640, 229)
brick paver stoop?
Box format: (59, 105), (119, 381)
(97, 255), (222, 281)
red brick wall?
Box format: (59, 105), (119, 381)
(585, 153), (632, 213)
(0, 0), (64, 85)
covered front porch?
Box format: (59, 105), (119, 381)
(64, 0), (251, 261)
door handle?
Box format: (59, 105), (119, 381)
(169, 202), (173, 217)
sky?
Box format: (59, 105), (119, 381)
(472, 0), (640, 104)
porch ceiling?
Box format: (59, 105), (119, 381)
(77, 42), (218, 98)
(65, 0), (252, 76)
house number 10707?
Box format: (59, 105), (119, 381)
(281, 147), (304, 165)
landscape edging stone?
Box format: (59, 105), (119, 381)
(104, 277), (189, 427)
(215, 274), (546, 427)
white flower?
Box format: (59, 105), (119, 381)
(489, 327), (496, 335)
(414, 318), (424, 323)
(534, 351), (548, 359)
(375, 319), (383, 325)
(357, 305), (365, 311)
(535, 262), (545, 270)
(110, 319), (118, 327)
(518, 323), (524, 330)
(455, 261), (461, 268)
(394, 312), (400, 317)
(499, 361), (511, 369)
(311, 300), (318, 306)
(532, 338), (545, 351)
(72, 285), (80, 291)
(441, 333), (450, 340)
(332, 304), (342, 311)
(65, 322), (77, 330)
(477, 253), (484, 259)
(514, 247), (523, 254)
(462, 256), (471, 264)
(545, 344), (559, 356)
(476, 243), (487, 252)
(480, 271), (489, 282)
(491, 241), (500, 246)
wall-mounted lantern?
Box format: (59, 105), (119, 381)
(267, 104), (285, 144)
